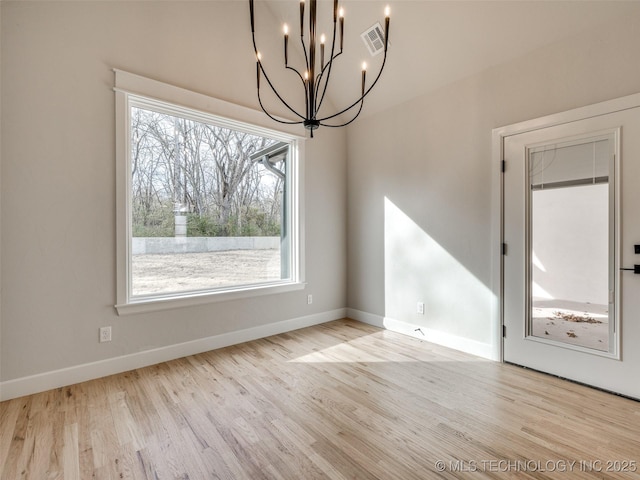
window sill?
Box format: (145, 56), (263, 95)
(115, 282), (306, 316)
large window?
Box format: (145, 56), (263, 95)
(115, 71), (303, 314)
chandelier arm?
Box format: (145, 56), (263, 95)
(285, 65), (310, 108)
(257, 86), (304, 126)
(320, 99), (364, 128)
(314, 20), (340, 115)
(256, 55), (306, 121)
(316, 50), (343, 85)
(317, 49), (387, 123)
(299, 30), (310, 77)
(250, 0), (304, 121)
(286, 65), (306, 85)
(250, 0), (255, 33)
(314, 52), (342, 116)
(287, 65), (311, 118)
(286, 65), (310, 106)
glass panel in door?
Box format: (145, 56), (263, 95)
(527, 134), (615, 353)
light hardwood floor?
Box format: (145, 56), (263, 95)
(1, 319), (639, 479)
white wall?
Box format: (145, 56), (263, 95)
(346, 13), (640, 356)
(0, 1), (347, 394)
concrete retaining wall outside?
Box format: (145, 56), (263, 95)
(132, 237), (280, 255)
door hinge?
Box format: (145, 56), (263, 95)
(502, 242), (507, 255)
(502, 325), (506, 338)
(501, 160), (506, 172)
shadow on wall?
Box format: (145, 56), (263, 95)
(383, 197), (494, 348)
(532, 184), (608, 305)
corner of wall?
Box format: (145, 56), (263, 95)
(346, 308), (498, 361)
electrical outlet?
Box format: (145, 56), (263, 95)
(417, 302), (425, 315)
(307, 294), (313, 305)
(99, 326), (112, 343)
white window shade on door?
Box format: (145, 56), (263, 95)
(529, 137), (611, 190)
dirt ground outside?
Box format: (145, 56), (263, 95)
(131, 249), (281, 297)
(531, 302), (609, 351)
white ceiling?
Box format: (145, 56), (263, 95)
(260, 1), (640, 120)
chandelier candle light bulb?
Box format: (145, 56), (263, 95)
(283, 24), (289, 65)
(361, 62), (367, 95)
(384, 6), (390, 50)
(256, 51), (261, 88)
(249, 0), (391, 137)
(339, 8), (344, 51)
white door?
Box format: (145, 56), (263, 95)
(503, 102), (640, 400)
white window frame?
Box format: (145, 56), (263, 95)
(114, 70), (306, 316)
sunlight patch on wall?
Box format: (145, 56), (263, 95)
(383, 197), (493, 346)
(532, 251), (546, 273)
(532, 282), (553, 300)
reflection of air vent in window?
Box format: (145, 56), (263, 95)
(361, 22), (387, 56)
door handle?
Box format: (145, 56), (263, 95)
(620, 265), (640, 274)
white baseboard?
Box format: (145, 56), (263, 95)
(0, 308), (346, 401)
(347, 308), (498, 360)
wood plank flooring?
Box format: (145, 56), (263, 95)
(1, 319), (639, 479)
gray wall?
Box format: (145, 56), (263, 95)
(132, 237), (281, 255)
(0, 1), (347, 383)
(346, 13), (640, 347)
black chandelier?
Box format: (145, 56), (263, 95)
(249, 0), (390, 137)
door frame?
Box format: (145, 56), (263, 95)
(491, 92), (640, 363)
